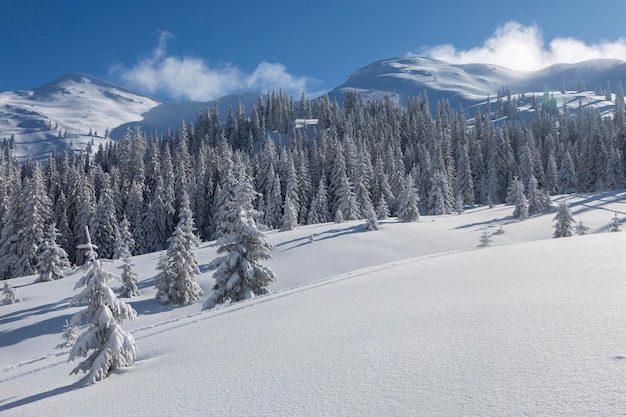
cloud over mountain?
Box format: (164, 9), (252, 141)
(110, 31), (318, 101)
(419, 21), (626, 71)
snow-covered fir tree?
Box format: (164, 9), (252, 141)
(609, 211), (622, 232)
(155, 194), (202, 305)
(56, 321), (78, 350)
(66, 226), (137, 384)
(477, 230), (493, 248)
(397, 174), (420, 222)
(428, 171), (453, 215)
(507, 178), (529, 220)
(36, 223), (71, 282)
(280, 196), (298, 231)
(203, 178), (277, 310)
(376, 195), (390, 220)
(91, 178), (118, 259)
(18, 163), (53, 277)
(116, 218), (140, 298)
(526, 176), (552, 215)
(575, 217), (590, 236)
(553, 202), (575, 238)
(113, 217), (135, 260)
(307, 177), (330, 224)
(364, 207), (380, 231)
(2, 281), (20, 304)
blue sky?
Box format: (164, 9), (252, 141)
(2, 0), (626, 101)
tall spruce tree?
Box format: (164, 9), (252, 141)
(203, 178), (277, 310)
(397, 174), (420, 222)
(36, 223), (71, 282)
(553, 202), (575, 238)
(155, 194), (203, 305)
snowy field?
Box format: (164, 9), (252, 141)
(2, 191), (626, 416)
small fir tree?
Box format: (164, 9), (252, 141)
(66, 226), (137, 384)
(155, 195), (203, 305)
(334, 208), (344, 224)
(609, 211), (622, 232)
(203, 179), (277, 310)
(114, 218), (140, 298)
(2, 281), (20, 304)
(364, 207), (380, 231)
(36, 223), (71, 282)
(477, 230), (493, 248)
(553, 202), (575, 238)
(56, 320), (78, 350)
(575, 217), (590, 236)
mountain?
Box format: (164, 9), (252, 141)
(3, 57), (626, 161)
(0, 73), (259, 160)
(0, 73), (160, 160)
(328, 56), (626, 113)
(2, 190), (626, 416)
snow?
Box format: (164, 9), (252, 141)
(2, 191), (626, 415)
(0, 73), (160, 160)
(0, 75), (261, 161)
(330, 56), (626, 114)
(4, 57), (626, 162)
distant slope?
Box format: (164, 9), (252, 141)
(0, 73), (161, 160)
(110, 92), (261, 138)
(0, 74), (260, 160)
(328, 56), (626, 112)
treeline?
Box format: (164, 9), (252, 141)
(1, 86), (626, 280)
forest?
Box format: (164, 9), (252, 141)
(1, 86), (625, 280)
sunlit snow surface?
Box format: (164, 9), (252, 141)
(0, 73), (160, 160)
(2, 192), (626, 416)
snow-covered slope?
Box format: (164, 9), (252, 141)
(329, 56), (626, 111)
(0, 73), (161, 160)
(0, 74), (260, 161)
(2, 191), (626, 416)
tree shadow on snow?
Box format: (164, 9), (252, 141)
(0, 298), (72, 326)
(0, 379), (87, 412)
(454, 215), (516, 231)
(126, 297), (182, 316)
(276, 224), (371, 252)
(0, 313), (73, 348)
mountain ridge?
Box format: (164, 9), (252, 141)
(3, 56), (626, 160)
(328, 56), (626, 108)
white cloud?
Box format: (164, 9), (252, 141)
(111, 31), (318, 101)
(419, 21), (626, 71)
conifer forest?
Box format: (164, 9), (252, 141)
(1, 87), (625, 280)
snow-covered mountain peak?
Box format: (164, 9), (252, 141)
(30, 72), (150, 102)
(0, 73), (161, 160)
(331, 56), (626, 110)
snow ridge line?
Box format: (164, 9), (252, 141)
(131, 246), (478, 339)
(0, 247), (477, 378)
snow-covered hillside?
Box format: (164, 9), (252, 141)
(2, 191), (626, 416)
(0, 74), (260, 161)
(0, 73), (160, 160)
